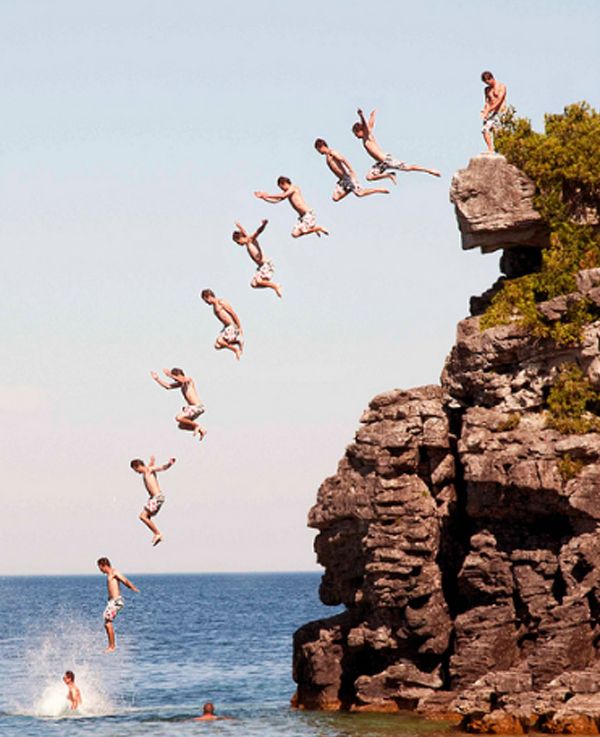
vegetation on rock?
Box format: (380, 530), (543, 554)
(481, 103), (600, 344)
(546, 363), (600, 434)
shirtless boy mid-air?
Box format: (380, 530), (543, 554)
(314, 138), (389, 201)
(63, 671), (82, 711)
(254, 177), (329, 238)
(130, 455), (176, 546)
(481, 71), (507, 153)
(200, 289), (244, 360)
(232, 219), (282, 298)
(151, 368), (206, 441)
(352, 108), (440, 184)
(97, 557), (139, 652)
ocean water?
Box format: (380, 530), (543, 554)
(0, 573), (451, 737)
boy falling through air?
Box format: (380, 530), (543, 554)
(97, 557), (139, 652)
(151, 368), (206, 441)
(130, 455), (176, 546)
(232, 219), (282, 297)
(481, 70), (507, 153)
(200, 289), (244, 360)
(63, 671), (82, 710)
(254, 177), (328, 238)
(352, 108), (440, 184)
(314, 138), (389, 201)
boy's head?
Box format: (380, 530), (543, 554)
(352, 121), (366, 139)
(232, 230), (243, 244)
(314, 138), (328, 154)
(63, 671), (75, 684)
(201, 289), (215, 304)
(130, 458), (145, 473)
(97, 557), (111, 572)
(481, 70), (494, 83)
(170, 368), (184, 378)
(203, 702), (215, 715)
(277, 176), (291, 191)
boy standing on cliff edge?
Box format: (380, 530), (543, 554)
(481, 71), (507, 153)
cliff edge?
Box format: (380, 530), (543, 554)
(292, 154), (600, 734)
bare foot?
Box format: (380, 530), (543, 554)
(152, 534), (163, 547)
(389, 173), (397, 186)
(194, 428), (207, 441)
(105, 646), (116, 653)
(275, 285), (283, 298)
(429, 169), (441, 177)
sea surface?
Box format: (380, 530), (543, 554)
(0, 573), (452, 737)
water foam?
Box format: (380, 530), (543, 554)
(13, 612), (121, 719)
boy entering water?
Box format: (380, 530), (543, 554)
(63, 671), (82, 710)
(352, 108), (441, 183)
(151, 368), (206, 441)
(130, 455), (176, 546)
(97, 557), (139, 652)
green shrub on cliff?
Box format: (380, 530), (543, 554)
(481, 103), (600, 344)
(546, 363), (600, 434)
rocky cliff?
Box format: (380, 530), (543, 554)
(292, 154), (600, 734)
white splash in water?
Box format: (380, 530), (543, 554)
(13, 613), (123, 719)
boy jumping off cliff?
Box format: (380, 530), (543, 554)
(63, 671), (82, 710)
(232, 219), (282, 297)
(254, 177), (329, 238)
(130, 455), (176, 546)
(352, 108), (441, 184)
(151, 368), (206, 441)
(97, 557), (139, 652)
(314, 138), (389, 201)
(481, 71), (507, 153)
(200, 289), (244, 360)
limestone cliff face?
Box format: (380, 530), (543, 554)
(293, 155), (600, 733)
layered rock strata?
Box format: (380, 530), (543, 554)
(293, 156), (600, 733)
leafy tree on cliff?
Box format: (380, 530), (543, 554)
(482, 102), (600, 345)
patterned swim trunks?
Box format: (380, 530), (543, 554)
(334, 174), (361, 198)
(181, 403), (205, 420)
(220, 325), (242, 344)
(369, 153), (408, 177)
(293, 209), (316, 235)
(103, 596), (124, 622)
(143, 493), (165, 516)
(482, 112), (500, 133)
(251, 259), (275, 286)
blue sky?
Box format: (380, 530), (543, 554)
(2, 0), (599, 574)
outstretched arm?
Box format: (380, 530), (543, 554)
(150, 371), (180, 390)
(254, 190), (291, 203)
(155, 457), (177, 473)
(115, 570), (140, 593)
(368, 109), (376, 130)
(234, 221), (248, 238)
(251, 218), (268, 240)
(357, 108), (372, 132)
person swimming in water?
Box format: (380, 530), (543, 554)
(193, 702), (232, 721)
(63, 671), (82, 710)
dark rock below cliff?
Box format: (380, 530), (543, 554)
(293, 156), (600, 733)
